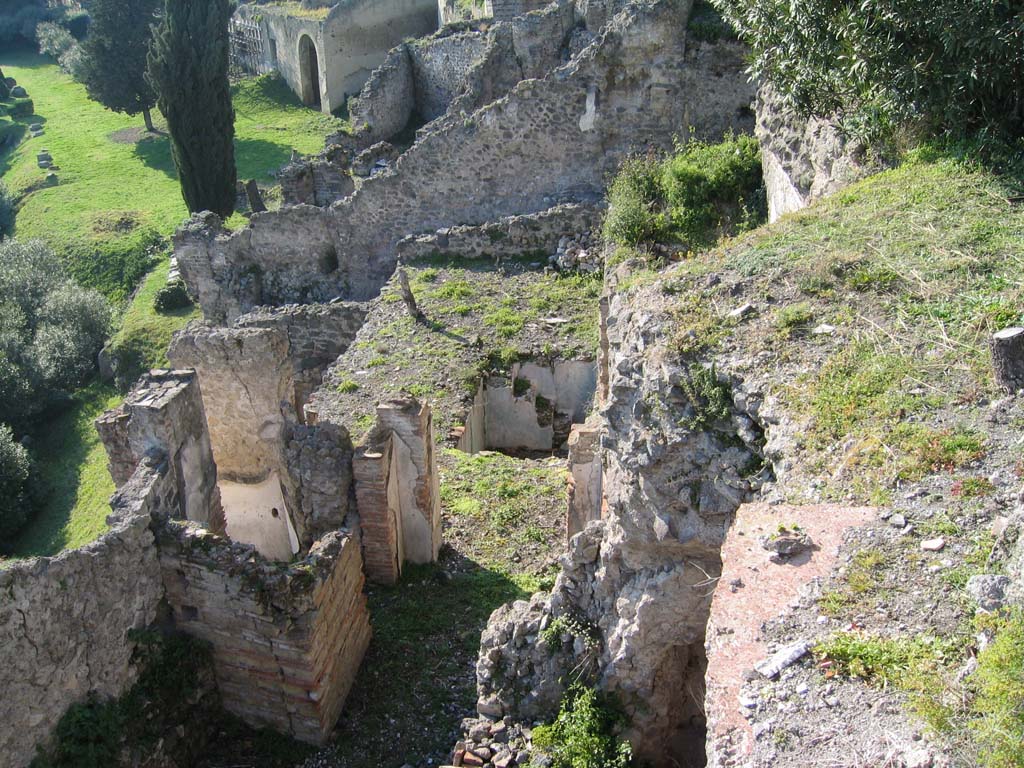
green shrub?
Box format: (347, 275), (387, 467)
(531, 685), (632, 768)
(153, 281), (192, 313)
(660, 134), (765, 248)
(0, 423), (33, 542)
(713, 0), (1024, 147)
(0, 239), (112, 429)
(31, 631), (216, 768)
(603, 156), (666, 246)
(0, 180), (14, 241)
(603, 135), (765, 249)
(36, 21), (77, 70)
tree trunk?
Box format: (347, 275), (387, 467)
(143, 108), (155, 132)
(244, 179), (267, 213)
(991, 327), (1024, 393)
(397, 268), (424, 323)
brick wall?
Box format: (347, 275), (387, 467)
(158, 524), (372, 744)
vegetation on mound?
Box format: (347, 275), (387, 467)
(603, 132), (765, 250)
(330, 257), (601, 441)
(440, 448), (565, 580)
(645, 150), (1023, 502)
(814, 609), (1024, 768)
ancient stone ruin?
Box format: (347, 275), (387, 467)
(1, 0), (928, 766)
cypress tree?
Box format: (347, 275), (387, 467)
(147, 0), (236, 217)
(77, 0), (161, 131)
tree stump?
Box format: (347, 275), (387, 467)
(397, 268), (424, 323)
(244, 179), (267, 213)
(991, 327), (1024, 393)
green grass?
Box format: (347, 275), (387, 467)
(0, 50), (345, 301)
(329, 564), (533, 766)
(814, 631), (959, 688)
(105, 259), (200, 387)
(1, 383), (121, 564)
(969, 610), (1024, 768)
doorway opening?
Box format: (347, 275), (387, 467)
(299, 34), (321, 108)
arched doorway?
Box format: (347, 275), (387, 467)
(298, 34), (321, 108)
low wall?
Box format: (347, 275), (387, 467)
(158, 523), (372, 744)
(0, 458), (174, 767)
(396, 203), (602, 261)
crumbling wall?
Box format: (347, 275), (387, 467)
(396, 202), (601, 261)
(168, 304), (365, 556)
(179, 0), (754, 323)
(0, 458), (174, 768)
(473, 262), (769, 767)
(756, 83), (866, 222)
(158, 523), (371, 744)
(96, 370), (223, 531)
(279, 150), (355, 207)
(408, 30), (490, 121)
(331, 397), (442, 583)
(489, 0), (552, 21)
(349, 45), (416, 144)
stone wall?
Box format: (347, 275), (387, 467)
(396, 203), (601, 261)
(158, 523), (372, 744)
(755, 83), (866, 222)
(351, 0), (575, 146)
(0, 458), (174, 768)
(235, 0), (437, 114)
(168, 303), (366, 480)
(408, 30), (490, 121)
(179, 0), (754, 323)
(472, 260), (769, 766)
(168, 304), (365, 557)
(489, 0), (552, 21)
(349, 45), (416, 145)
(96, 370), (224, 532)
(279, 152), (355, 207)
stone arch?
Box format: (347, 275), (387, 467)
(298, 34), (321, 108)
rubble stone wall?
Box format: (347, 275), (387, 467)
(396, 203), (601, 261)
(0, 458), (175, 768)
(756, 83), (866, 222)
(279, 157), (355, 207)
(178, 0), (754, 323)
(473, 260), (769, 767)
(158, 524), (371, 744)
(95, 370), (223, 531)
(408, 31), (489, 121)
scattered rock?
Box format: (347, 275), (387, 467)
(755, 640), (811, 679)
(920, 538), (945, 552)
(966, 574), (1011, 612)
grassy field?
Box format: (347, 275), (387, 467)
(0, 50), (345, 564)
(0, 49), (344, 300)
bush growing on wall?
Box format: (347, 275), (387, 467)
(0, 239), (111, 430)
(0, 423), (33, 542)
(604, 133), (765, 250)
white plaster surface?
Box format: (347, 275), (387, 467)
(220, 473), (297, 561)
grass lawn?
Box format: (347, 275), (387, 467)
(0, 50), (345, 563)
(0, 383), (121, 565)
(0, 48), (344, 300)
